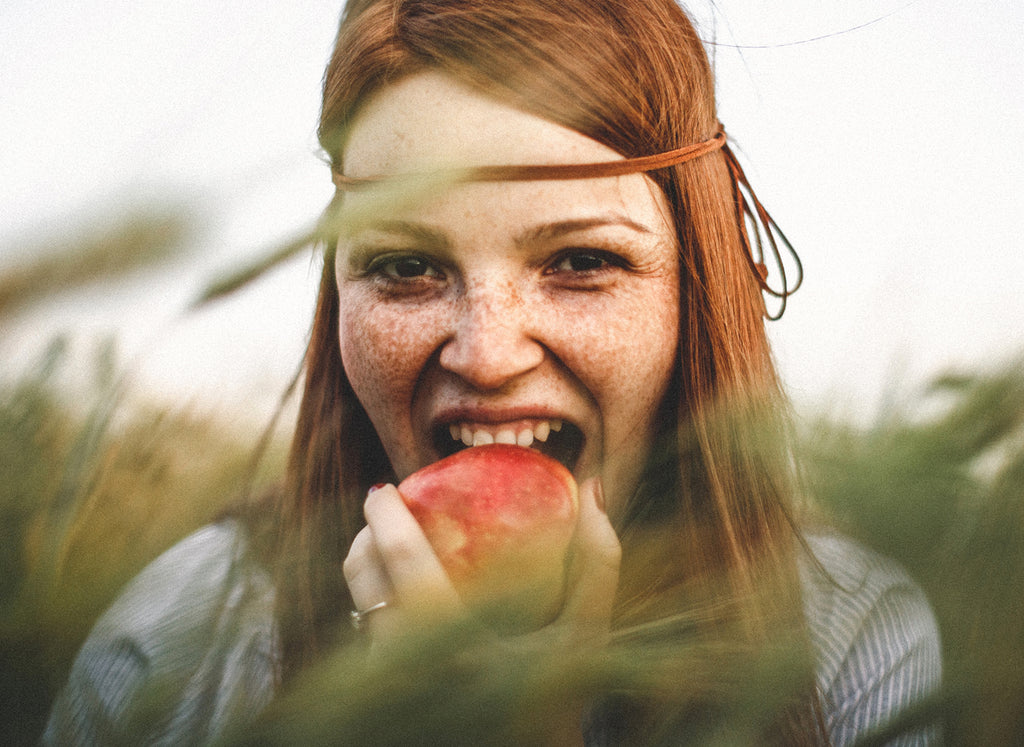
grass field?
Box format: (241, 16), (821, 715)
(1, 211), (1021, 744)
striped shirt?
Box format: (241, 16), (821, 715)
(43, 522), (941, 745)
(800, 533), (942, 744)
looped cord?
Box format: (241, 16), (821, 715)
(720, 141), (803, 321)
(331, 125), (802, 319)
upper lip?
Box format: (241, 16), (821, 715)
(430, 405), (571, 429)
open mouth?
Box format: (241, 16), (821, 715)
(433, 419), (585, 473)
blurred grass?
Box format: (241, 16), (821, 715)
(0, 339), (287, 744)
(1, 201), (1022, 744)
(800, 363), (1024, 745)
(0, 199), (202, 318)
(5, 354), (1015, 745)
(0, 199), (288, 744)
(238, 361), (1024, 746)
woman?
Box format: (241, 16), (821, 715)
(45, 0), (941, 744)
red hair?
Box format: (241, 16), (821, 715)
(275, 0), (825, 741)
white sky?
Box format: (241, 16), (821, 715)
(2, 0), (1022, 423)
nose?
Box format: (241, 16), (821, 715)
(438, 279), (544, 391)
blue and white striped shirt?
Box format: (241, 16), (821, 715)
(800, 533), (941, 744)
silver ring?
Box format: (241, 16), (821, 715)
(350, 601), (388, 630)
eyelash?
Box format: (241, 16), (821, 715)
(359, 247), (629, 289)
(365, 253), (443, 282)
(547, 249), (626, 276)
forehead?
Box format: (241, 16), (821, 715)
(342, 71), (627, 179)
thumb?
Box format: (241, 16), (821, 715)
(561, 477), (621, 630)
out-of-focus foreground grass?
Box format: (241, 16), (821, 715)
(0, 203), (291, 743)
(0, 338), (287, 744)
(233, 360), (1024, 746)
(800, 364), (1024, 746)
(1, 204), (1022, 744)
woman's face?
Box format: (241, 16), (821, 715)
(335, 72), (680, 518)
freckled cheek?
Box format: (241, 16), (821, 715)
(566, 283), (679, 445)
(336, 295), (447, 434)
(567, 287), (678, 397)
(585, 293), (678, 512)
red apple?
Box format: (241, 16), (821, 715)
(398, 444), (579, 630)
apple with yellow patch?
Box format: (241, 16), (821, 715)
(398, 444), (579, 631)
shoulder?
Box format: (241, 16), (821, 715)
(44, 521), (279, 745)
(799, 532), (942, 745)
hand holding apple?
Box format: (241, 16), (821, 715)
(397, 444), (579, 631)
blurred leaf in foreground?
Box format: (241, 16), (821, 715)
(0, 198), (203, 318)
(191, 171), (460, 310)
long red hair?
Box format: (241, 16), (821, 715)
(275, 0), (824, 741)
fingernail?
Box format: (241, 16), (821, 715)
(369, 483), (386, 493)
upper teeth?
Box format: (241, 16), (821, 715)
(448, 420), (563, 449)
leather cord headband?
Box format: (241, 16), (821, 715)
(332, 129), (727, 186)
(331, 125), (801, 319)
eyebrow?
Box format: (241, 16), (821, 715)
(514, 216), (655, 248)
(348, 215), (654, 250)
(347, 220), (450, 249)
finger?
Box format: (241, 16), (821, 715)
(363, 484), (463, 612)
(561, 477), (621, 630)
(343, 525), (404, 640)
(343, 525), (393, 612)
